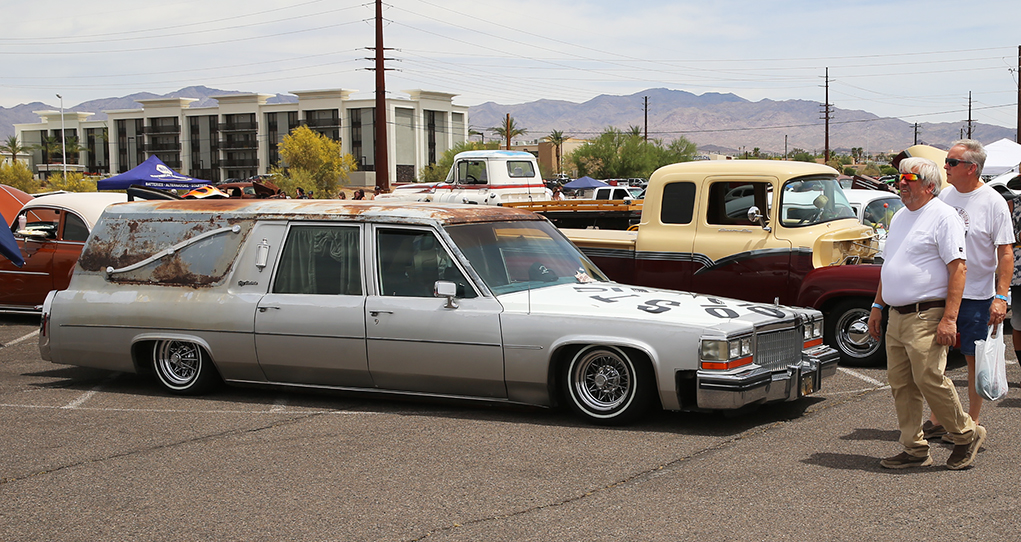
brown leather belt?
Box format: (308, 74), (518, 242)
(891, 300), (946, 314)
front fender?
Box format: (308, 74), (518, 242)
(796, 264), (881, 309)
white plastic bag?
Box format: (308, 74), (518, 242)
(974, 324), (1008, 401)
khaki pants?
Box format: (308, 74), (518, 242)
(886, 307), (977, 456)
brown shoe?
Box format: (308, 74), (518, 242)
(880, 451), (933, 469)
(947, 425), (987, 470)
(922, 420), (946, 439)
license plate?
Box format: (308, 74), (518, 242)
(800, 373), (816, 396)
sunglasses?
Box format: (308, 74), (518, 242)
(898, 173), (923, 182)
(945, 158), (974, 167)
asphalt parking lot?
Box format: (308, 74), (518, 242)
(3, 313), (1021, 541)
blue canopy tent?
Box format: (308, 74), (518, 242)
(97, 156), (211, 191)
(1, 211), (25, 267)
(562, 176), (608, 189)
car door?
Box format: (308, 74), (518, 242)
(365, 225), (506, 398)
(254, 223), (372, 387)
(0, 206), (63, 308)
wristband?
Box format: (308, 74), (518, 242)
(871, 303), (884, 310)
(995, 294), (1008, 302)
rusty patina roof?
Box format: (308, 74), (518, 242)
(101, 199), (543, 226)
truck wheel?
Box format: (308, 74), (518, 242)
(826, 299), (885, 367)
(562, 345), (653, 425)
(153, 340), (220, 395)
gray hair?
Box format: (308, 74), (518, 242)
(950, 139), (987, 175)
(899, 157), (942, 196)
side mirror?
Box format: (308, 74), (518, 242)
(746, 206), (771, 232)
(434, 280), (459, 309)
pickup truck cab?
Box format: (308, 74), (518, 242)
(564, 160), (886, 366)
(377, 150), (547, 205)
(40, 199), (837, 424)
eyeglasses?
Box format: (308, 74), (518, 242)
(898, 173), (923, 182)
(945, 158), (974, 167)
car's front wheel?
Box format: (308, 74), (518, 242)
(562, 345), (653, 425)
(152, 340), (220, 395)
(826, 299), (885, 367)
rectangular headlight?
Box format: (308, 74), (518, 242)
(701, 336), (754, 370)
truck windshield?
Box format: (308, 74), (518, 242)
(444, 220), (608, 296)
(779, 177), (856, 227)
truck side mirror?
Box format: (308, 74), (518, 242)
(747, 206), (771, 232)
(434, 280), (459, 309)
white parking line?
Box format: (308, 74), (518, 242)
(61, 373), (120, 409)
(1, 329), (39, 348)
(838, 366), (887, 387)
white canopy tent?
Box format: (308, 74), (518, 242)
(983, 138), (1021, 177)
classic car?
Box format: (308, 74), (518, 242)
(842, 188), (904, 262)
(40, 200), (838, 424)
(1, 192), (126, 311)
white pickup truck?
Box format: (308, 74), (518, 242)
(378, 150), (548, 205)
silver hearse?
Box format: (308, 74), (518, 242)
(40, 200), (838, 424)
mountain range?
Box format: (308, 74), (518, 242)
(2, 86), (1015, 155)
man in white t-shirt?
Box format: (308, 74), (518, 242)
(924, 139), (1013, 436)
(867, 157), (984, 470)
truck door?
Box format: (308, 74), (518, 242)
(365, 226), (506, 398)
(689, 179), (792, 303)
(254, 223), (371, 387)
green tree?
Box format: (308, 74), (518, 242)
(418, 140), (500, 184)
(274, 125), (357, 198)
(0, 162), (41, 193)
(63, 135), (86, 165)
(36, 135), (60, 164)
(490, 116), (527, 150)
(0, 135), (30, 166)
(789, 148), (817, 163)
(569, 127), (698, 179)
(546, 130), (567, 175)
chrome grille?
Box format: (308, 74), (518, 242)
(755, 328), (802, 372)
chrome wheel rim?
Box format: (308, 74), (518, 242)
(155, 341), (201, 387)
(571, 349), (633, 412)
(835, 307), (880, 358)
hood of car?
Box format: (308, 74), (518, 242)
(496, 282), (808, 332)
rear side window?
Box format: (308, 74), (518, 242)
(63, 213), (90, 242)
(660, 182), (696, 224)
(506, 161), (535, 178)
(273, 225), (362, 295)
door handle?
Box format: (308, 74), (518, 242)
(258, 306), (281, 312)
(369, 310), (393, 317)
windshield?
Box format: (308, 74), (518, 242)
(779, 176), (856, 227)
(444, 220), (608, 295)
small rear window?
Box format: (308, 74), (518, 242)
(506, 161), (536, 178)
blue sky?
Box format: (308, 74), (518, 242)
(3, 0), (1018, 130)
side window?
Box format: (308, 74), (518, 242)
(456, 160), (488, 184)
(62, 213), (90, 242)
(15, 208), (60, 239)
(273, 225), (362, 295)
(595, 189), (609, 200)
(660, 182), (696, 225)
(506, 160), (535, 178)
(377, 229), (477, 298)
(706, 182), (768, 226)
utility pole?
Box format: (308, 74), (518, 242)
(643, 96), (649, 142)
(966, 92), (974, 138)
(820, 67), (832, 163)
(504, 113), (511, 150)
(367, 0), (396, 191)
(913, 123), (920, 145)
(1016, 45), (1020, 143)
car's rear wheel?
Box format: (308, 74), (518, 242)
(826, 299), (885, 367)
(152, 340), (219, 395)
(562, 345), (653, 425)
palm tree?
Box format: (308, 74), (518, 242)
(490, 115), (527, 150)
(0, 135), (30, 166)
(546, 130), (566, 175)
(35, 135), (61, 164)
(63, 135), (86, 165)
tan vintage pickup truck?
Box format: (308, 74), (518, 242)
(563, 160), (886, 366)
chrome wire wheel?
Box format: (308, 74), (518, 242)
(153, 340), (217, 394)
(572, 348), (632, 412)
(564, 346), (651, 424)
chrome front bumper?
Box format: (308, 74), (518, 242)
(694, 344), (840, 410)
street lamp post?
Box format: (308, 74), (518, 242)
(56, 94), (67, 178)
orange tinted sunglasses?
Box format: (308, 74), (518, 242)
(898, 173), (922, 182)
